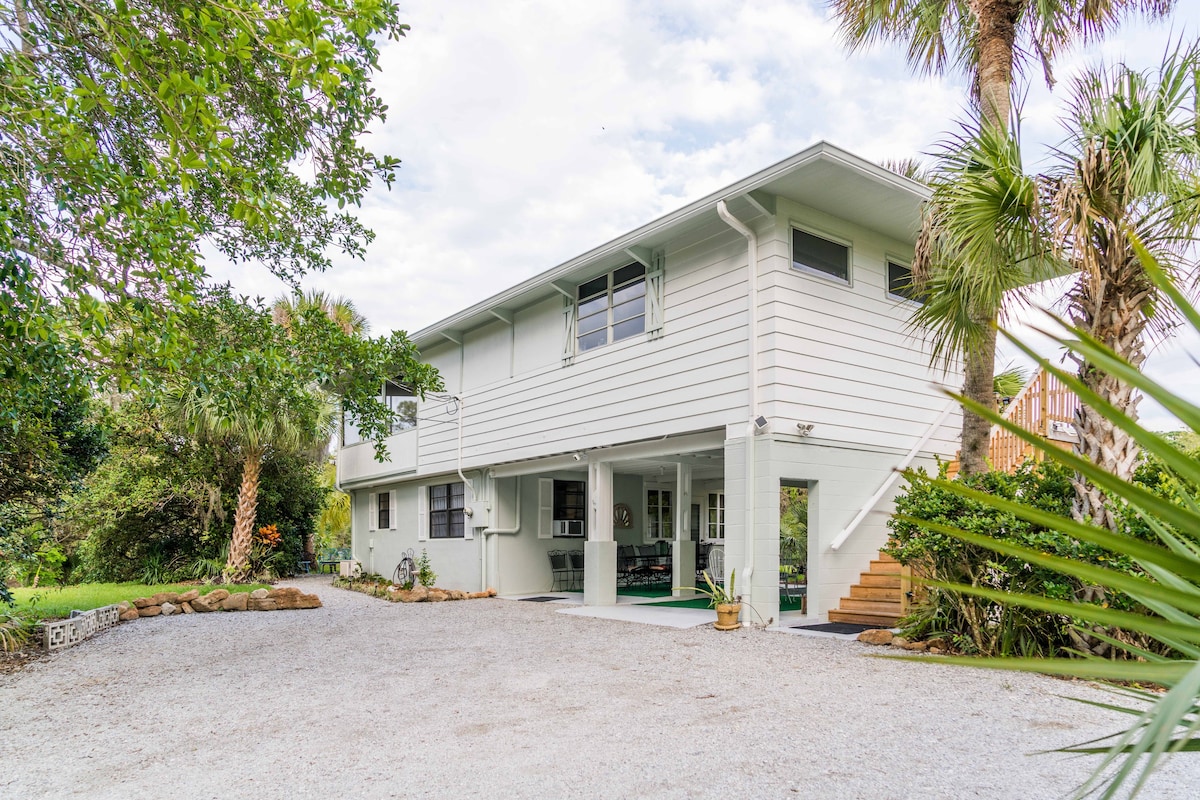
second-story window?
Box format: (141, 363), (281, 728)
(576, 263), (646, 352)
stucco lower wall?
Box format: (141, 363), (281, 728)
(492, 472), (644, 595)
(350, 483), (482, 592)
(722, 434), (942, 625)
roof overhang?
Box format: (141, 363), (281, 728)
(412, 141), (929, 349)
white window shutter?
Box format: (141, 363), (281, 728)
(368, 493), (377, 532)
(417, 487), (428, 542)
(388, 490), (397, 531)
(561, 296), (577, 365)
(646, 250), (665, 339)
(537, 478), (554, 539)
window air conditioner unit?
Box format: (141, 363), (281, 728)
(553, 519), (585, 537)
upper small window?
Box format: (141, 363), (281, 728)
(887, 261), (923, 303)
(577, 263), (646, 352)
(792, 228), (849, 282)
(384, 380), (417, 433)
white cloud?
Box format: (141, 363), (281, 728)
(207, 1), (1200, 426)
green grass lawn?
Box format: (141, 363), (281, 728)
(10, 583), (270, 620)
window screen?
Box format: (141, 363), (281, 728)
(792, 229), (849, 281)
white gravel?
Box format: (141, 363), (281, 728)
(2, 575), (1198, 799)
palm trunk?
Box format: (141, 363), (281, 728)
(958, 320), (998, 475)
(226, 446), (265, 580)
(953, 0), (1020, 476)
(1070, 253), (1151, 530)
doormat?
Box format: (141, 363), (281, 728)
(792, 622), (881, 635)
(518, 596), (562, 602)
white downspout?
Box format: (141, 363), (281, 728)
(480, 474), (523, 593)
(716, 199), (759, 594)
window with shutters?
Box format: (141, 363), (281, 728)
(576, 263), (646, 353)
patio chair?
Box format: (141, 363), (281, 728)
(616, 545), (638, 587)
(567, 549), (585, 591)
(707, 547), (725, 586)
(638, 544), (670, 587)
(548, 551), (571, 591)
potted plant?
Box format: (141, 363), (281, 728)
(682, 569), (741, 630)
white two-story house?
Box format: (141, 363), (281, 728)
(336, 141), (962, 627)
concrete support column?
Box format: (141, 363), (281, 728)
(585, 459), (616, 605)
(673, 462), (695, 595)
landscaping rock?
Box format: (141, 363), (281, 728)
(180, 602), (194, 614)
(133, 597), (154, 609)
(247, 598), (278, 612)
(448, 590), (467, 601)
(117, 601), (131, 612)
(427, 589), (449, 602)
(926, 638), (948, 651)
(273, 592), (321, 610)
(189, 595), (215, 613)
(266, 587), (299, 599)
(468, 591), (490, 600)
(896, 639), (928, 652)
(486, 588), (497, 597)
(857, 629), (894, 646)
(177, 590), (200, 603)
(119, 607), (140, 622)
(408, 586), (429, 602)
(220, 593), (248, 612)
(151, 592), (179, 605)
(138, 605), (162, 618)
(160, 602), (177, 616)
(929, 647), (944, 655)
(250, 588), (269, 600)
(205, 589), (230, 603)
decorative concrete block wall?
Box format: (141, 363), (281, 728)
(42, 604), (121, 653)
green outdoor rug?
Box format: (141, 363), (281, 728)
(616, 583), (674, 598)
(642, 596), (807, 612)
(642, 598), (712, 609)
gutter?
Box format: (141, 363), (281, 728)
(716, 199), (759, 596)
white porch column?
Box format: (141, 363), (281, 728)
(584, 459), (617, 606)
(672, 462), (695, 596)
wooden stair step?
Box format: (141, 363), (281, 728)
(827, 608), (901, 627)
(869, 560), (902, 575)
(876, 552), (899, 563)
(859, 573), (901, 588)
(837, 597), (903, 614)
(849, 584), (901, 601)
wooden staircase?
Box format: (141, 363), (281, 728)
(827, 552), (905, 627)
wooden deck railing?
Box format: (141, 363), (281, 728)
(946, 368), (1080, 476)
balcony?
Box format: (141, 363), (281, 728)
(337, 428), (418, 487)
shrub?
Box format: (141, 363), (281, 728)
(887, 458), (1145, 657)
(417, 549), (436, 588)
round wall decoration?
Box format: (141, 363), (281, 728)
(613, 503), (633, 528)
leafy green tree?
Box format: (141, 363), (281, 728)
(169, 287), (439, 580)
(0, 0), (407, 411)
(831, 0), (1178, 474)
(273, 290), (369, 337)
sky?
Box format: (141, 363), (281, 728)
(208, 0), (1200, 430)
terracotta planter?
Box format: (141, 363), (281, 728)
(714, 602), (742, 630)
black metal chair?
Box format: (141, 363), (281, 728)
(567, 549), (585, 591)
(548, 551), (571, 591)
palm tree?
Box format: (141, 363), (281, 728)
(1044, 46), (1200, 528)
(176, 384), (332, 580)
(832, 0), (1178, 474)
(271, 290), (369, 336)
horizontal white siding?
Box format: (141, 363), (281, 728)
(414, 228), (753, 473)
(761, 197), (961, 455)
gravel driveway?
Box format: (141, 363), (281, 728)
(2, 575), (1198, 799)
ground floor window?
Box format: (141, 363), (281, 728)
(552, 479), (586, 537)
(646, 488), (673, 540)
(377, 491), (391, 530)
(430, 482), (465, 538)
(705, 492), (724, 542)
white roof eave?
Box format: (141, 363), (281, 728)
(411, 141), (929, 349)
